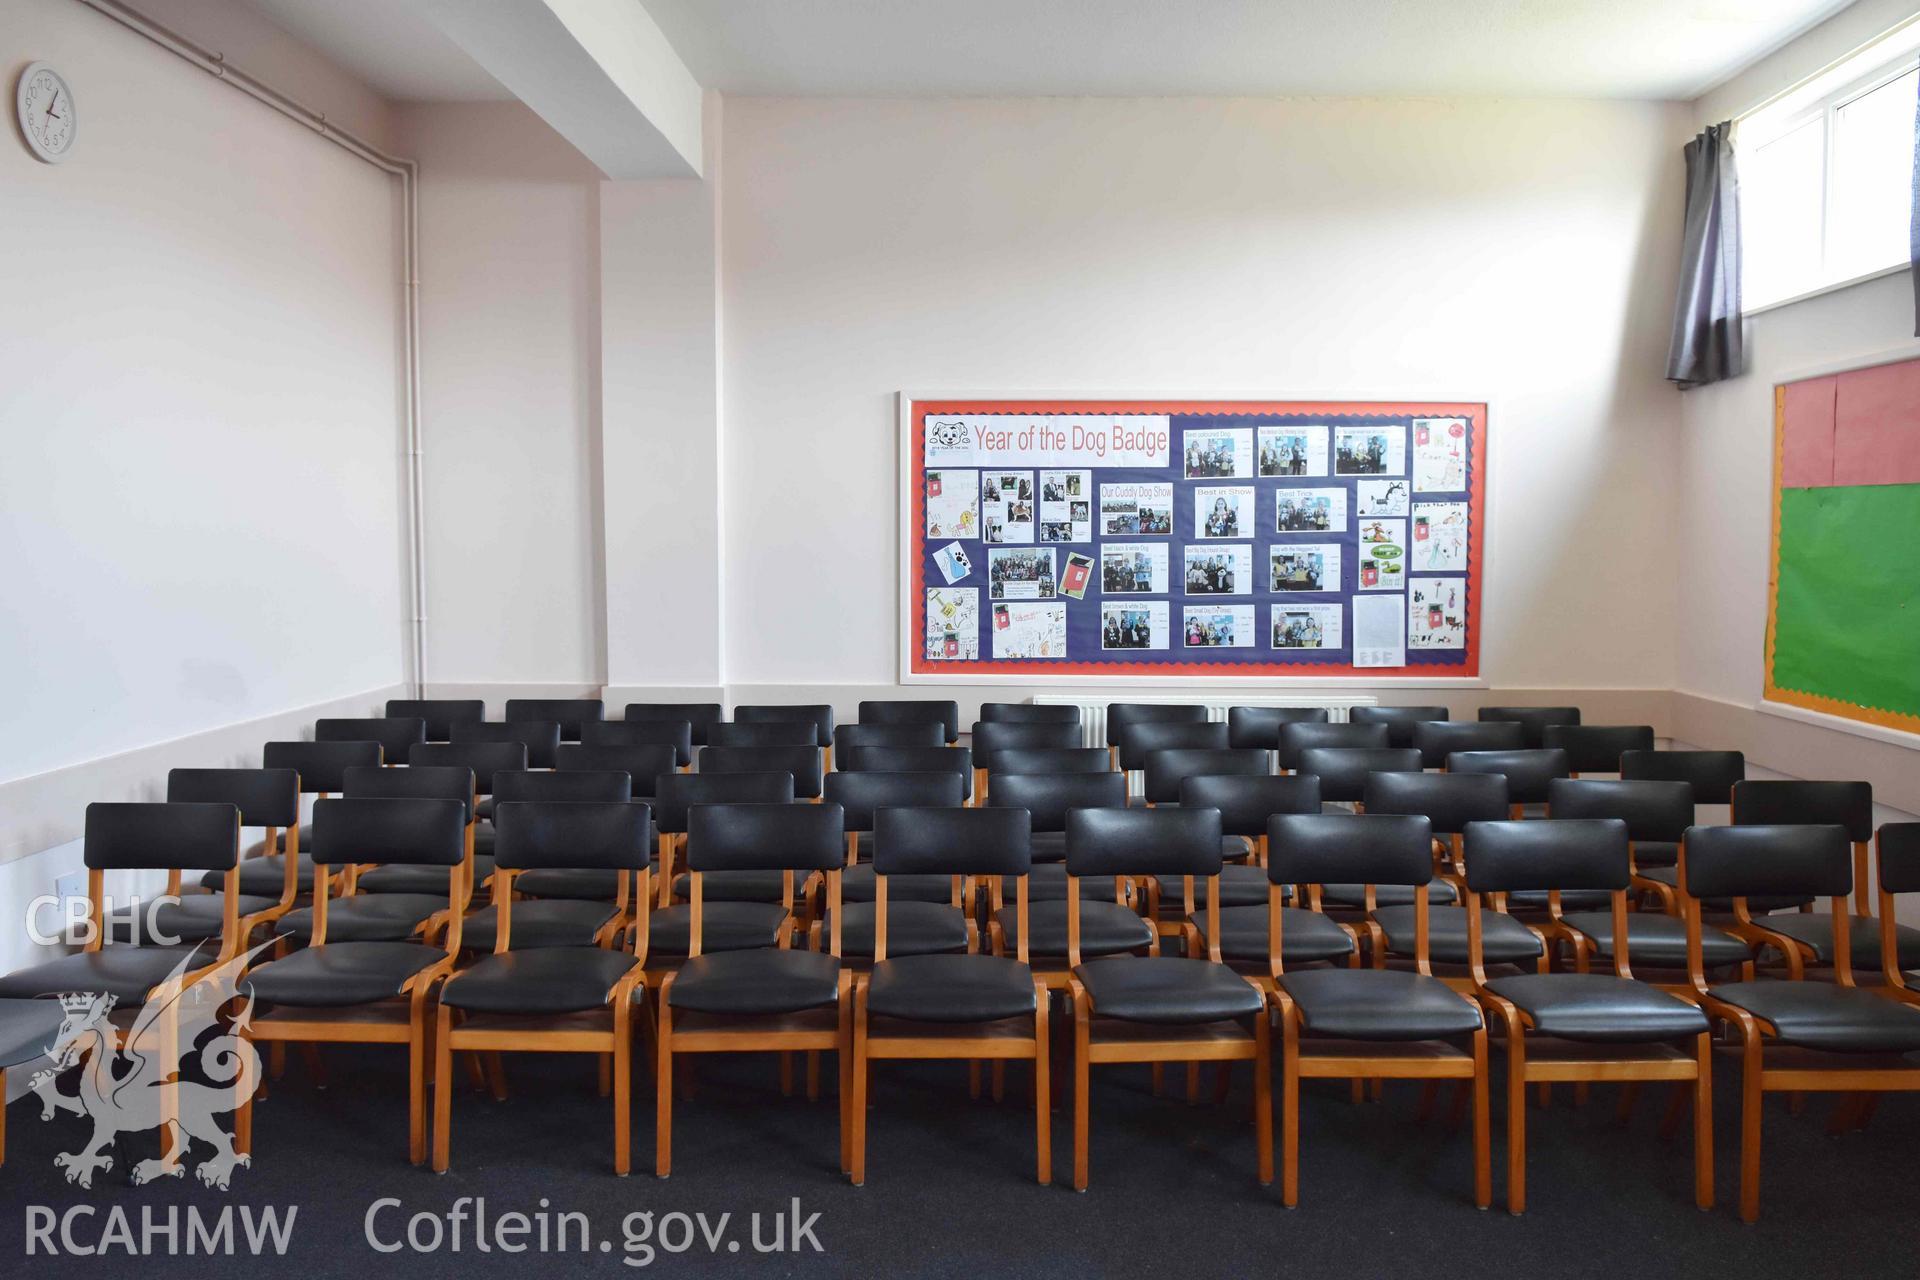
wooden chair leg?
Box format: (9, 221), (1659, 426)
(1280, 1007), (1300, 1207)
(850, 991), (869, 1186)
(3, 1066), (11, 1167)
(432, 1007), (453, 1173)
(1739, 1021), (1764, 1223)
(780, 1052), (794, 1098)
(655, 1001), (674, 1178)
(1659, 1081), (1689, 1139)
(837, 987), (853, 1176)
(1253, 1010), (1273, 1187)
(1471, 1029), (1491, 1210)
(807, 1049), (821, 1102)
(1506, 1029), (1528, 1215)
(299, 1043), (327, 1089)
(1692, 1032), (1713, 1210)
(1072, 989), (1092, 1191)
(407, 1000), (428, 1166)
(598, 1053), (612, 1098)
(463, 1051), (486, 1091)
(613, 1004), (632, 1176)
(1186, 1060), (1201, 1105)
(484, 1052), (509, 1103)
(1033, 991), (1051, 1185)
(992, 1060), (1006, 1102)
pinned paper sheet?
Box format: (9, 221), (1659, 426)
(1352, 594), (1406, 667)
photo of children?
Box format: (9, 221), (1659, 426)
(981, 470), (1035, 543)
(1183, 545), (1251, 595)
(1274, 487), (1347, 533)
(1256, 425), (1328, 477)
(1183, 605), (1253, 648)
(1099, 483), (1173, 535)
(1194, 486), (1252, 539)
(1183, 427), (1253, 479)
(1271, 603), (1343, 649)
(1101, 601), (1169, 650)
(1271, 544), (1341, 592)
(1101, 543), (1169, 594)
(1333, 425), (1406, 476)
(1408, 576), (1466, 648)
(987, 547), (1057, 600)
(1039, 468), (1093, 542)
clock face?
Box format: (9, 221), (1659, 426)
(17, 63), (76, 163)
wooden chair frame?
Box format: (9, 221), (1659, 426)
(654, 866), (850, 1177)
(849, 870), (1048, 1184)
(1066, 871), (1270, 1191)
(1469, 882), (1712, 1215)
(433, 862), (650, 1174)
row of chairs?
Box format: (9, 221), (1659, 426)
(1, 698), (1915, 1225)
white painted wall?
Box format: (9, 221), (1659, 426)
(0, 0), (408, 787)
(717, 96), (1689, 691)
(395, 100), (607, 686)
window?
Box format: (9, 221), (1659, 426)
(1738, 39), (1920, 311)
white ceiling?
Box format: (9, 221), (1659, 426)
(240, 0), (1862, 103)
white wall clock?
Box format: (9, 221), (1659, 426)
(16, 62), (77, 163)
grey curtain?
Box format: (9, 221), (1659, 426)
(1666, 121), (1744, 388)
(1910, 70), (1919, 335)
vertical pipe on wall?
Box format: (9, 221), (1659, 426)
(73, 0), (430, 695)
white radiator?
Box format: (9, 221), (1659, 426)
(1031, 693), (1376, 749)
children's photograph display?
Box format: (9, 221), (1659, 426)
(905, 398), (1484, 676)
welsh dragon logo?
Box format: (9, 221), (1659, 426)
(29, 944), (268, 1189)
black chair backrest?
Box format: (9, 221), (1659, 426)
(835, 745), (974, 801)
(1180, 774), (1321, 835)
(653, 771), (795, 834)
(264, 740), (382, 793)
(1269, 812), (1433, 887)
(408, 742), (528, 795)
(733, 703), (834, 747)
(1349, 705), (1450, 749)
(698, 745), (823, 797)
(824, 770), (967, 831)
(1412, 719), (1523, 767)
(504, 698), (604, 742)
(386, 699), (484, 742)
(970, 720), (1083, 769)
(1226, 705), (1329, 750)
(1141, 748), (1268, 804)
(625, 702), (724, 747)
(874, 806), (1031, 876)
(490, 769), (632, 805)
(987, 771), (1128, 833)
(1118, 720), (1230, 771)
(1477, 706), (1580, 749)
(555, 743), (678, 797)
(167, 768), (299, 829)
(342, 764), (475, 823)
(1299, 746), (1423, 803)
(493, 801), (651, 871)
(451, 720), (560, 769)
(1106, 702), (1208, 747)
(1731, 780), (1873, 842)
(1277, 721), (1390, 771)
(1619, 749), (1744, 805)
(686, 802), (845, 872)
(1878, 824), (1920, 894)
(858, 699), (960, 743)
(1363, 770), (1508, 835)
(1463, 818), (1628, 893)
(1542, 724), (1656, 774)
(833, 722), (946, 753)
(315, 716), (426, 760)
(1066, 805), (1222, 877)
(1683, 824), (1852, 901)
(708, 720), (821, 749)
(988, 747), (1112, 776)
(1445, 748), (1570, 805)
(583, 719), (694, 767)
(1546, 779), (1691, 844)
(311, 797), (466, 868)
(979, 702), (1081, 725)
(85, 802), (238, 871)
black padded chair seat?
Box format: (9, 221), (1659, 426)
(1029, 831), (1068, 863)
(1484, 973), (1709, 1042)
(866, 954), (1039, 1023)
(648, 903), (790, 955)
(672, 870), (793, 903)
(669, 949), (841, 1015)
(1195, 906), (1356, 965)
(1635, 866), (1812, 913)
(459, 901), (619, 951)
(1021, 865), (1122, 903)
(1320, 880), (1458, 908)
(108, 893), (277, 943)
(204, 853), (315, 896)
(1152, 864), (1270, 909)
(1278, 968), (1483, 1041)
(0, 998), (68, 1068)
(358, 857), (494, 895)
(1706, 980), (1920, 1053)
(1633, 840), (1679, 869)
(1505, 889), (1613, 912)
(1073, 956), (1264, 1025)
(274, 894), (447, 943)
(1756, 914), (1920, 969)
(517, 867), (632, 901)
(994, 900), (1152, 959)
(244, 826), (311, 861)
(441, 947), (638, 1014)
(243, 942), (443, 1007)
(1560, 910), (1752, 969)
(1373, 905), (1543, 965)
(823, 902), (969, 958)
(0, 945), (214, 1005)
(839, 864), (955, 904)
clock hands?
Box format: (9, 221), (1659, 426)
(46, 91), (61, 121)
